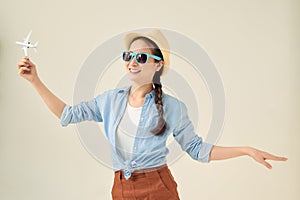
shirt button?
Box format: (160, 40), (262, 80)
(140, 117), (144, 122)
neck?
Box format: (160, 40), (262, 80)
(130, 83), (153, 98)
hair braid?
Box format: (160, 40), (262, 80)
(151, 69), (167, 136)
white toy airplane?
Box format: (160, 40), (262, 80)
(16, 31), (38, 56)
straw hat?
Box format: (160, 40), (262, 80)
(123, 29), (170, 76)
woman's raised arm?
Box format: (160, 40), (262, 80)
(17, 57), (66, 118)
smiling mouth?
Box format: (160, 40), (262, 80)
(129, 68), (141, 73)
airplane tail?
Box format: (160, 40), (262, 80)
(34, 42), (38, 53)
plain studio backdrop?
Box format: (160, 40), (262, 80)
(0, 0), (299, 199)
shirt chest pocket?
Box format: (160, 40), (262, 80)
(138, 106), (160, 135)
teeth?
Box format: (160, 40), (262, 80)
(130, 68), (141, 73)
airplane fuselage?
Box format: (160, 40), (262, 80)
(16, 31), (38, 56)
(16, 41), (37, 48)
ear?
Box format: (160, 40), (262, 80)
(155, 61), (164, 71)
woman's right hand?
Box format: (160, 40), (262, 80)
(17, 56), (39, 83)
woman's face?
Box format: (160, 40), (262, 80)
(125, 39), (162, 86)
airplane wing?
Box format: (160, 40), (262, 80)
(22, 46), (28, 56)
(15, 41), (25, 46)
(24, 30), (32, 44)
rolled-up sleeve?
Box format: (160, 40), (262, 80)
(172, 102), (213, 163)
(60, 97), (103, 127)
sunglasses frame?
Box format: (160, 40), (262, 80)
(122, 51), (162, 64)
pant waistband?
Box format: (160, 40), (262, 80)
(115, 164), (168, 179)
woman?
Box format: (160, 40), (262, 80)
(17, 29), (287, 200)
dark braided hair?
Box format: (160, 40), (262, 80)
(130, 37), (167, 136)
(151, 67), (167, 135)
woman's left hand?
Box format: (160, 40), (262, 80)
(247, 147), (288, 169)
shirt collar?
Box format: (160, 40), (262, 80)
(117, 85), (131, 94)
(117, 85), (155, 99)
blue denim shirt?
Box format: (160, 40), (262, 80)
(60, 86), (213, 179)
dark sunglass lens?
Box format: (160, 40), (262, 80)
(123, 52), (132, 62)
(136, 53), (148, 64)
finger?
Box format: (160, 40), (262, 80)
(18, 61), (29, 68)
(261, 160), (272, 169)
(19, 60), (29, 68)
(28, 60), (34, 66)
(18, 61), (27, 68)
(269, 156), (288, 161)
(20, 67), (31, 72)
(18, 67), (31, 75)
(22, 58), (29, 64)
(264, 153), (288, 161)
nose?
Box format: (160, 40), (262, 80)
(129, 56), (139, 66)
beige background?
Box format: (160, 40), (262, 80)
(1, 0), (299, 199)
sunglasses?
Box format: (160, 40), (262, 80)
(122, 51), (162, 64)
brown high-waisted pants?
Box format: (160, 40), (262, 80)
(111, 165), (180, 200)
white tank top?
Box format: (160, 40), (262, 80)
(116, 103), (142, 161)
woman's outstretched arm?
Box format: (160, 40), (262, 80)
(209, 146), (288, 169)
(17, 57), (66, 118)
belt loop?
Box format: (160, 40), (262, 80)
(115, 171), (122, 180)
(120, 171), (124, 198)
